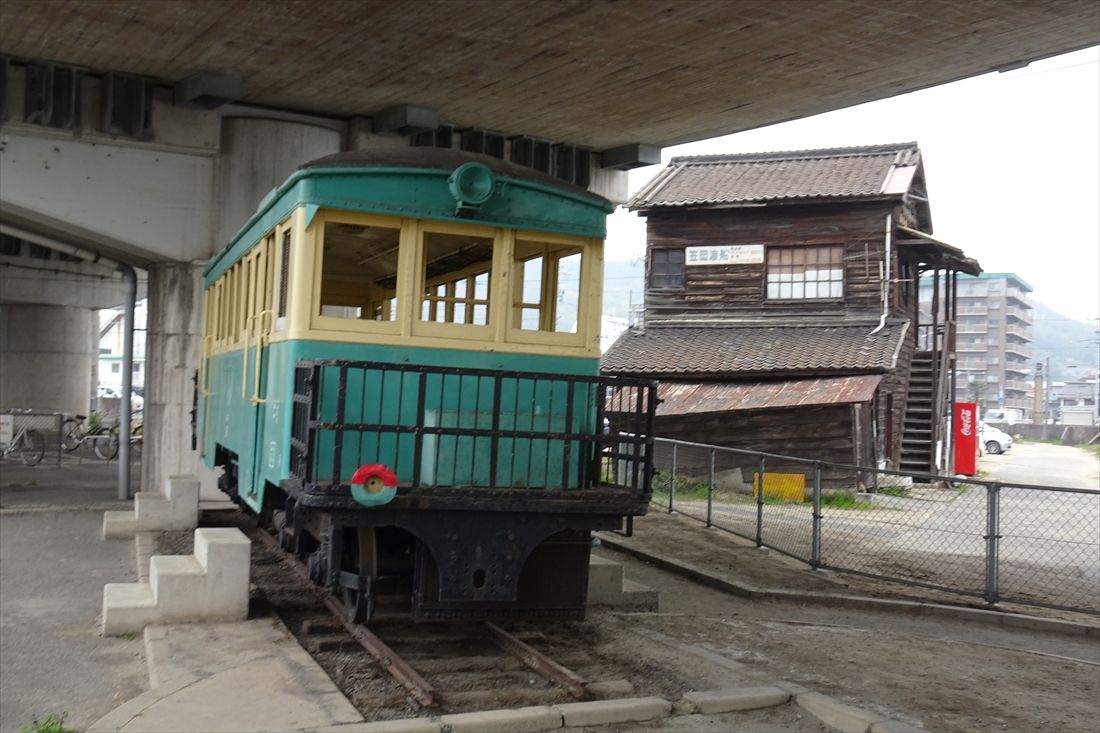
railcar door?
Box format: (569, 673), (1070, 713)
(240, 235), (275, 509)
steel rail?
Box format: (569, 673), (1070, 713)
(480, 621), (588, 699)
(252, 529), (437, 708)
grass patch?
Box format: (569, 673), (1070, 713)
(819, 493), (878, 510)
(878, 485), (911, 498)
(1081, 444), (1100, 458)
(22, 714), (76, 733)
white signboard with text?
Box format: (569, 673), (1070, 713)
(685, 244), (764, 266)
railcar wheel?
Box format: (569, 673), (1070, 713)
(342, 527), (377, 625)
(273, 510), (291, 550)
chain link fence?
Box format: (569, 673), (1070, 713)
(653, 437), (1100, 616)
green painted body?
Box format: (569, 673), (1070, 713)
(200, 340), (599, 514)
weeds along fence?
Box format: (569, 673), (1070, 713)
(652, 437), (1100, 616)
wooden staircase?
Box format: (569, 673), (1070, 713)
(900, 351), (935, 473)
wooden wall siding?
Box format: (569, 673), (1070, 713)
(642, 202), (919, 322)
(653, 404), (864, 488)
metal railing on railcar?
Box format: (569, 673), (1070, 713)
(290, 360), (656, 501)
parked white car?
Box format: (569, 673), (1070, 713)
(979, 422), (1012, 455)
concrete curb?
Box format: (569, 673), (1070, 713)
(681, 686), (790, 714)
(596, 534), (1100, 638)
(0, 502), (133, 514)
(794, 691), (889, 733)
(439, 705), (562, 733)
(554, 696), (671, 726)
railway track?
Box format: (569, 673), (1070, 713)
(195, 511), (644, 717)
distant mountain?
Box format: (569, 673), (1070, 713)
(1031, 302), (1099, 379)
(601, 259), (645, 320)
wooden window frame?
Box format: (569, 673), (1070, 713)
(507, 233), (590, 347)
(765, 245), (845, 301)
(648, 247), (685, 290)
(311, 210), (409, 337)
(412, 220), (501, 342)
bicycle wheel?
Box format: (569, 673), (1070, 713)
(93, 427), (120, 461)
(61, 418), (85, 452)
(18, 430), (46, 466)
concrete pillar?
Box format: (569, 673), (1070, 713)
(0, 304), (95, 414)
(215, 117), (342, 247)
(142, 262), (206, 495)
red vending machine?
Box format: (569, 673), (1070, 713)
(954, 402), (979, 476)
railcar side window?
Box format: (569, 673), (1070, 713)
(420, 230), (493, 326)
(319, 221), (401, 320)
(513, 240), (583, 333)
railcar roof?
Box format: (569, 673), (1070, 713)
(300, 147), (605, 203)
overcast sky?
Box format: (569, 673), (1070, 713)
(606, 46), (1100, 323)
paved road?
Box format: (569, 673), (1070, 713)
(676, 441), (1100, 612)
(981, 440), (1100, 490)
(0, 511), (146, 733)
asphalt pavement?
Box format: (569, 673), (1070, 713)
(0, 510), (147, 733)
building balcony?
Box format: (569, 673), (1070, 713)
(1004, 379), (1029, 393)
(957, 325), (989, 335)
(957, 307), (988, 316)
(1004, 326), (1032, 341)
(1004, 343), (1031, 359)
(957, 343), (987, 353)
(1004, 305), (1033, 324)
(1006, 288), (1030, 305)
(1004, 398), (1030, 410)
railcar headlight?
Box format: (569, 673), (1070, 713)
(350, 464), (398, 507)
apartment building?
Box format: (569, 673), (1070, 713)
(920, 272), (1033, 417)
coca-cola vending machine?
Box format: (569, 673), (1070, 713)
(954, 402), (979, 476)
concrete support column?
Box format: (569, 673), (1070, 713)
(0, 304), (95, 414)
(142, 262), (206, 495)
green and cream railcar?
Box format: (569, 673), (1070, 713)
(199, 148), (654, 622)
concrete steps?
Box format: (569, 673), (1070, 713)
(102, 527), (251, 635)
(588, 553), (659, 611)
(103, 475), (199, 539)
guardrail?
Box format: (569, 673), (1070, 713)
(652, 437), (1100, 616)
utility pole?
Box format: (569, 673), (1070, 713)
(1033, 361), (1045, 425)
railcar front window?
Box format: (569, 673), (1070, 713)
(512, 240), (583, 333)
(420, 231), (493, 326)
(319, 222), (401, 320)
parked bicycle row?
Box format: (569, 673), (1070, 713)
(0, 409), (142, 466)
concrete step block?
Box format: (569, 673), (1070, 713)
(102, 582), (157, 635)
(795, 691), (888, 733)
(150, 555), (204, 608)
(194, 527), (251, 620)
(587, 554), (659, 611)
(618, 579), (660, 612)
(102, 510), (138, 540)
(587, 554), (625, 603)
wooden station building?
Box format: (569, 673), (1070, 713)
(602, 143), (981, 486)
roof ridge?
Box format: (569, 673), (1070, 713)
(670, 142), (918, 165)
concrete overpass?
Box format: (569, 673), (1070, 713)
(1, 0), (1097, 497)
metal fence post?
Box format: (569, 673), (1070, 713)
(706, 448), (714, 528)
(756, 456), (766, 547)
(669, 442), (677, 513)
(984, 483), (1001, 606)
(811, 461), (822, 568)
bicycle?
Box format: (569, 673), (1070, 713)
(1, 414), (46, 466)
(60, 413), (119, 461)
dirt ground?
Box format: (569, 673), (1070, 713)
(591, 511), (1100, 733)
(157, 511), (1100, 732)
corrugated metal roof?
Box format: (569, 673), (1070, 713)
(629, 142), (921, 210)
(602, 322), (908, 377)
(656, 375), (882, 415)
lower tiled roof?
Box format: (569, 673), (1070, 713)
(601, 321), (909, 377)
